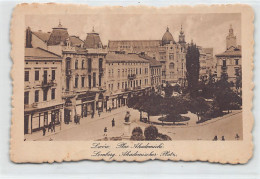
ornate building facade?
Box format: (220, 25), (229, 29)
(25, 23), (107, 127)
(108, 26), (187, 85)
(216, 25), (241, 83)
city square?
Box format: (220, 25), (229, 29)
(23, 13), (242, 141)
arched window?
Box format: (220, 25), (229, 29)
(169, 63), (174, 69)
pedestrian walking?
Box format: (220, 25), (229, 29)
(112, 118), (115, 127)
(42, 127), (46, 136)
(221, 136), (225, 141)
(213, 136), (218, 141)
(235, 133), (240, 140)
(52, 122), (55, 132)
(98, 111), (101, 117)
(48, 122), (52, 132)
(104, 127), (108, 137)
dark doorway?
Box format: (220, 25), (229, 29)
(24, 115), (29, 134)
(64, 109), (71, 124)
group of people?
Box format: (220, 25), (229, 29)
(42, 121), (56, 136)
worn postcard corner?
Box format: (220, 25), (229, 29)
(10, 3), (254, 164)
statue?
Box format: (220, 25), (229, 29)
(122, 111), (131, 140)
(124, 111), (130, 122)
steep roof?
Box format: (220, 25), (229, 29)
(215, 46), (241, 57)
(32, 31), (51, 42)
(47, 23), (69, 46)
(106, 53), (149, 63)
(84, 29), (103, 49)
(69, 36), (84, 47)
(25, 47), (62, 60)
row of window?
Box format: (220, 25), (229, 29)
(108, 62), (148, 66)
(24, 88), (56, 105)
(151, 77), (161, 85)
(108, 78), (149, 91)
(25, 70), (56, 82)
(68, 73), (102, 90)
(151, 68), (161, 75)
(108, 67), (149, 78)
(66, 58), (103, 73)
(222, 59), (240, 67)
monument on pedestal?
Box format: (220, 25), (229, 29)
(122, 111), (132, 140)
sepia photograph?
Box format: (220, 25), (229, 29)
(9, 3), (254, 163)
(23, 13), (242, 142)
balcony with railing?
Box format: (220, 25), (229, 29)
(221, 66), (227, 73)
(66, 69), (72, 76)
(221, 66), (227, 70)
(62, 90), (76, 98)
(25, 100), (62, 110)
(99, 68), (104, 74)
(128, 74), (136, 80)
(41, 80), (56, 89)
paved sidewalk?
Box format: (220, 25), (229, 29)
(25, 106), (129, 141)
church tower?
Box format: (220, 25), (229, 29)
(226, 24), (237, 50)
(178, 25), (186, 46)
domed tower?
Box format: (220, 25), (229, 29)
(84, 27), (103, 49)
(178, 25), (186, 46)
(47, 21), (69, 46)
(162, 27), (175, 46)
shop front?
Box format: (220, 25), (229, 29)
(64, 98), (73, 124)
(77, 91), (97, 118)
(24, 103), (63, 134)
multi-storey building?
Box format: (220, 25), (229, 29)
(104, 53), (150, 110)
(24, 48), (63, 134)
(108, 26), (187, 85)
(139, 54), (162, 89)
(62, 44), (107, 123)
(25, 23), (107, 125)
(197, 47), (216, 81)
(216, 25), (241, 82)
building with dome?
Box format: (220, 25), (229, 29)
(108, 26), (187, 85)
(162, 27), (175, 45)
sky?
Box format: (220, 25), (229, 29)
(26, 13), (241, 55)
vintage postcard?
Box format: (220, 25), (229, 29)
(10, 4), (254, 163)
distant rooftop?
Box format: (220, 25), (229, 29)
(139, 55), (162, 67)
(215, 46), (241, 57)
(106, 53), (149, 63)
